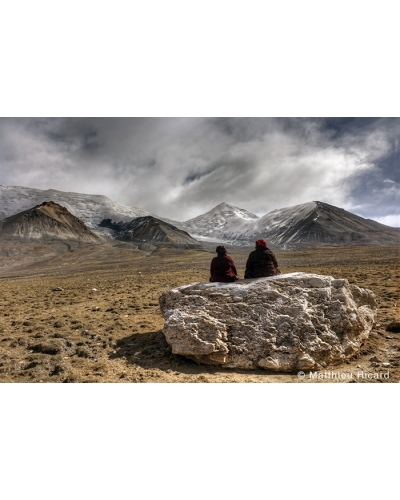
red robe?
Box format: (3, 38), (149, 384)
(210, 255), (238, 282)
(244, 247), (280, 278)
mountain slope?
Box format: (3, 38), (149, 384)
(1, 185), (398, 250)
(100, 216), (204, 250)
(223, 201), (400, 249)
(0, 185), (152, 235)
(0, 201), (103, 243)
(178, 202), (259, 241)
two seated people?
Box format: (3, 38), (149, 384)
(210, 239), (281, 283)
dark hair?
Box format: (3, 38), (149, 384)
(216, 245), (227, 255)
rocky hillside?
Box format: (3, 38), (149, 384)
(0, 201), (103, 243)
(180, 200), (400, 249)
(1, 185), (398, 249)
(99, 216), (204, 250)
(225, 201), (400, 249)
(0, 185), (152, 235)
(177, 202), (259, 241)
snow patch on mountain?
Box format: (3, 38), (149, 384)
(179, 200), (400, 249)
(177, 202), (259, 239)
(255, 201), (317, 230)
(2, 186), (398, 249)
(230, 201), (317, 246)
(0, 185), (152, 236)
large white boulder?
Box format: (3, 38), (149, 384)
(158, 272), (377, 371)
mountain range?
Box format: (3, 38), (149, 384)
(0, 185), (151, 236)
(0, 185), (399, 250)
(190, 200), (400, 249)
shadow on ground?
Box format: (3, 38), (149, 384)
(110, 329), (287, 378)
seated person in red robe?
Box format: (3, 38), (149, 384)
(244, 239), (281, 278)
(210, 246), (239, 283)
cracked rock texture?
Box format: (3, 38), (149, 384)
(159, 272), (377, 371)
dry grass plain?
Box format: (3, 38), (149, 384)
(0, 243), (399, 383)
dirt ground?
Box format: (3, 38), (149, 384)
(0, 244), (399, 383)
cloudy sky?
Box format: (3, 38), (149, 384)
(0, 117), (398, 225)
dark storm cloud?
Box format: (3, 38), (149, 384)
(210, 117), (278, 143)
(320, 117), (382, 139)
(28, 117), (102, 150)
(0, 117), (398, 225)
(183, 156), (253, 185)
(344, 144), (400, 224)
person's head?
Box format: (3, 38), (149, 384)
(216, 245), (227, 256)
(255, 239), (267, 248)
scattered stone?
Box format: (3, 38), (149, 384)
(159, 272), (377, 372)
(76, 347), (92, 358)
(52, 287), (63, 292)
(382, 362), (391, 367)
(386, 321), (400, 333)
(30, 339), (76, 356)
(53, 332), (68, 339)
(369, 357), (382, 363)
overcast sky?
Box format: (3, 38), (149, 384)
(0, 117), (398, 225)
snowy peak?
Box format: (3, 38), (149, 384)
(179, 202), (258, 241)
(180, 199), (399, 249)
(256, 201), (317, 230)
(1, 186), (398, 249)
(185, 202), (259, 223)
(230, 200), (400, 249)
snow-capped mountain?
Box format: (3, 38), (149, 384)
(177, 202), (259, 242)
(1, 186), (398, 249)
(0, 185), (152, 236)
(205, 201), (400, 249)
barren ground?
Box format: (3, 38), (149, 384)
(0, 244), (399, 383)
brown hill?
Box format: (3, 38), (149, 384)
(0, 201), (103, 243)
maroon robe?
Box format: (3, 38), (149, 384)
(210, 255), (238, 282)
(244, 247), (280, 278)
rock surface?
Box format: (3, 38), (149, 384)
(159, 272), (377, 371)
